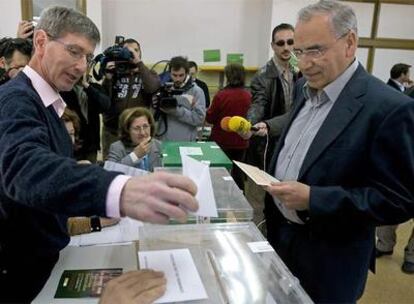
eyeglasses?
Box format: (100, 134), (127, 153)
(130, 124), (150, 132)
(49, 36), (94, 64)
(274, 39), (294, 47)
(292, 31), (349, 61)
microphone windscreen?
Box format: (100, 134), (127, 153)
(220, 116), (231, 131)
(228, 116), (251, 133)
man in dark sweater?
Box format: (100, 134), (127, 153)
(0, 6), (198, 303)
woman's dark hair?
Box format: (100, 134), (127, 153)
(61, 108), (80, 134)
(224, 63), (245, 87)
(118, 107), (156, 145)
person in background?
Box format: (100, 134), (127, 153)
(0, 37), (32, 84)
(188, 61), (210, 108)
(387, 63), (412, 92)
(263, 0), (414, 302)
(61, 69), (111, 162)
(108, 107), (162, 171)
(102, 38), (160, 159)
(246, 23), (299, 170)
(205, 63), (251, 190)
(61, 108), (120, 235)
(0, 6), (198, 302)
(156, 56), (206, 141)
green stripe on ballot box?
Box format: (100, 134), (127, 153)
(161, 141), (232, 170)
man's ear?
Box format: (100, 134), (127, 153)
(33, 29), (48, 56)
(345, 30), (358, 58)
(0, 57), (5, 68)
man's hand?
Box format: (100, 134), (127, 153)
(120, 172), (198, 224)
(264, 181), (310, 211)
(133, 137), (152, 159)
(125, 45), (142, 65)
(99, 270), (166, 304)
(104, 61), (116, 80)
(237, 121), (268, 140)
(16, 20), (34, 39)
(253, 122), (268, 137)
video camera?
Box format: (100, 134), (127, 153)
(93, 36), (136, 80)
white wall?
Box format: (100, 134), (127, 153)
(0, 1), (21, 38)
(101, 0), (272, 67)
(0, 0), (413, 81)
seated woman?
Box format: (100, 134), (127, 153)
(107, 107), (162, 171)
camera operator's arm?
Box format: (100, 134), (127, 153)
(139, 62), (161, 94)
(82, 72), (111, 113)
(102, 63), (115, 100)
(16, 20), (34, 39)
(165, 87), (206, 127)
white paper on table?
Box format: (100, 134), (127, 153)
(247, 241), (275, 253)
(69, 217), (143, 247)
(179, 146), (203, 156)
(138, 249), (208, 303)
(181, 155), (218, 217)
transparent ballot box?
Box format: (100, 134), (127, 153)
(154, 167), (253, 223)
(139, 222), (313, 304)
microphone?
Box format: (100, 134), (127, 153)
(220, 116), (259, 133)
(220, 116), (231, 131)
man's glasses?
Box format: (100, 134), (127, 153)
(274, 39), (294, 47)
(292, 31), (350, 61)
(49, 36), (94, 64)
(130, 124), (150, 132)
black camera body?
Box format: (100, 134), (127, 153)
(153, 82), (184, 110)
(93, 36), (136, 80)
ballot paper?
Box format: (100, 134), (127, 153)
(179, 146), (203, 156)
(233, 160), (279, 186)
(233, 160), (304, 224)
(138, 249), (208, 303)
(181, 155), (218, 217)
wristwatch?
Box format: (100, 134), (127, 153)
(90, 215), (102, 232)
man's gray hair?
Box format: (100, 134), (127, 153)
(36, 6), (100, 45)
(298, 0), (358, 37)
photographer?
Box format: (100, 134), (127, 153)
(101, 38), (160, 158)
(155, 56), (206, 141)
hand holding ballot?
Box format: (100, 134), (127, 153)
(234, 161), (310, 211)
(120, 172), (199, 224)
(99, 270), (166, 304)
(264, 181), (310, 211)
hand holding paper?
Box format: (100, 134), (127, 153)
(181, 155), (218, 217)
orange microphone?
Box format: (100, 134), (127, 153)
(220, 116), (232, 132)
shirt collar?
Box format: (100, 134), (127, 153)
(272, 55), (292, 74)
(303, 58), (359, 103)
(391, 78), (405, 92)
(22, 65), (66, 117)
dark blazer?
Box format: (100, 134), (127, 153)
(387, 78), (403, 92)
(265, 64), (414, 303)
(0, 73), (120, 301)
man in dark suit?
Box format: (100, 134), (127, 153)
(263, 1), (414, 303)
(386, 63), (411, 92)
(0, 6), (198, 303)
